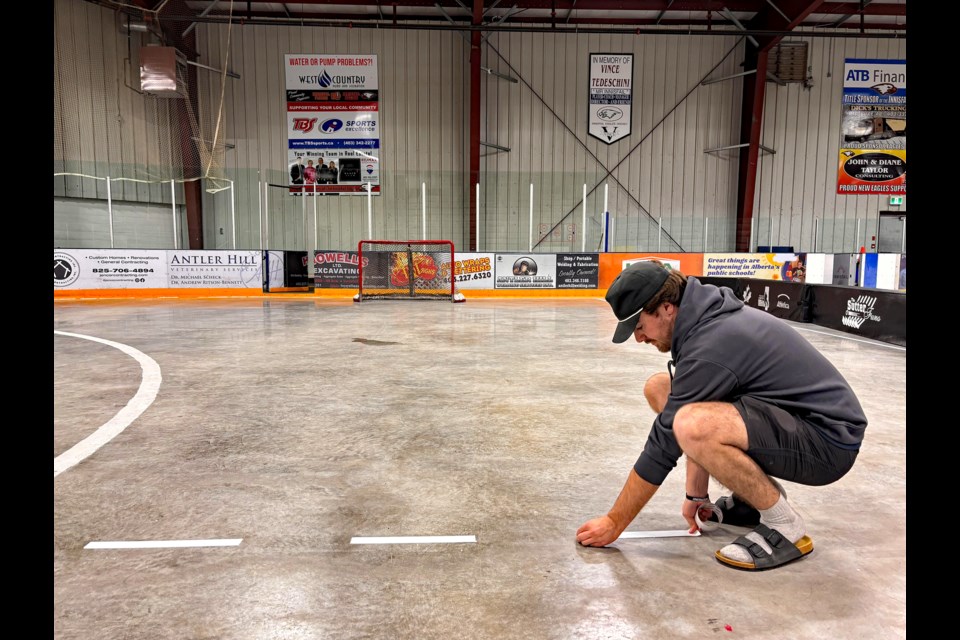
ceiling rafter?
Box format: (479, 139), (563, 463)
(101, 0), (905, 31)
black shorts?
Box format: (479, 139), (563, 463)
(733, 396), (859, 486)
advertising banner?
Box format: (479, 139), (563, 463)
(166, 251), (263, 288)
(312, 250), (364, 288)
(265, 250), (286, 290)
(598, 253), (703, 289)
(588, 53), (633, 144)
(54, 250), (263, 289)
(809, 285), (906, 346)
(284, 251), (311, 288)
(831, 254), (859, 286)
(451, 253), (495, 290)
(556, 253), (599, 289)
(838, 59), (906, 195)
(738, 279), (807, 321)
(285, 54), (380, 196)
(703, 253), (805, 281)
(494, 254), (557, 289)
(54, 249), (167, 289)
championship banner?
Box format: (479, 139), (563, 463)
(838, 59), (906, 195)
(494, 254), (557, 289)
(54, 249), (167, 289)
(285, 54), (380, 196)
(703, 253), (805, 281)
(588, 53), (633, 144)
(451, 253), (495, 290)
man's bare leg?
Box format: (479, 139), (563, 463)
(643, 372), (671, 414)
(673, 402), (805, 563)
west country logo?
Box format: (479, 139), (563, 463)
(292, 117), (317, 133)
(320, 119), (344, 133)
(318, 70), (333, 88)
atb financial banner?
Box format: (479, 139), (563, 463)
(837, 58), (906, 195)
(588, 53), (633, 144)
(285, 54), (381, 196)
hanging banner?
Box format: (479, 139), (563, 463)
(285, 54), (380, 196)
(838, 58), (906, 195)
(588, 53), (633, 144)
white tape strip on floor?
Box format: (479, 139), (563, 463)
(618, 530), (701, 539)
(350, 535), (477, 545)
(84, 539), (243, 549)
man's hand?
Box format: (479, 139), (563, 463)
(681, 498), (702, 533)
(681, 499), (716, 534)
(576, 516), (622, 547)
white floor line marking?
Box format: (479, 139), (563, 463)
(85, 539), (243, 549)
(350, 535), (477, 545)
(618, 530), (700, 539)
(54, 330), (162, 478)
(793, 325), (906, 351)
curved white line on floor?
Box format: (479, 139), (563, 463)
(54, 330), (162, 478)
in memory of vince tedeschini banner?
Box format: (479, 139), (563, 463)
(588, 53), (633, 145)
(284, 54), (381, 196)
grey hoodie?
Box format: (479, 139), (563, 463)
(634, 277), (869, 486)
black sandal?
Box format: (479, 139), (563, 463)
(715, 523), (814, 571)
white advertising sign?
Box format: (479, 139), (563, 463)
(54, 250), (167, 289)
(451, 253), (495, 290)
(166, 251), (263, 288)
(494, 254), (558, 289)
(285, 54), (380, 196)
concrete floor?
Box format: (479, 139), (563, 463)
(54, 296), (906, 640)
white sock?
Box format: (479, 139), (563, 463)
(718, 494), (805, 563)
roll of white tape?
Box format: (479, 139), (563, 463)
(695, 502), (722, 532)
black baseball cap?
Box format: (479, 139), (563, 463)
(605, 262), (670, 343)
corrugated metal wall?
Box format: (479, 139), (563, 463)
(480, 30), (745, 253)
(53, 0), (188, 248)
(200, 24), (745, 253)
(753, 31), (907, 253)
(53, 0), (906, 255)
(197, 21), (470, 252)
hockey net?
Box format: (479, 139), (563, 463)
(355, 240), (465, 302)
